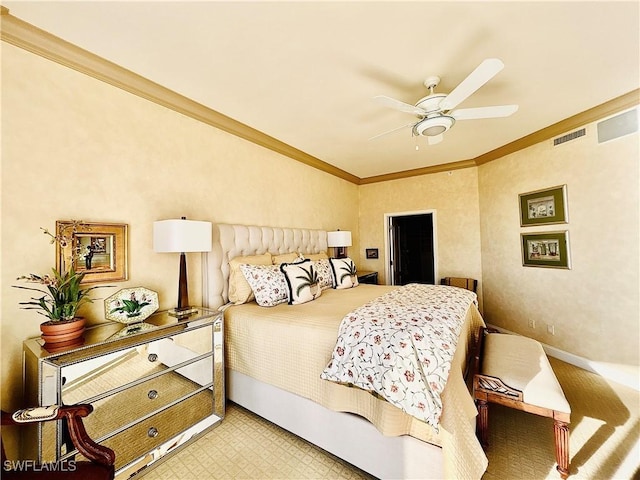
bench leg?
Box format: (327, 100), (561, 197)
(476, 399), (489, 447)
(554, 420), (570, 479)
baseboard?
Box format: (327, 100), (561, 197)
(487, 324), (640, 391)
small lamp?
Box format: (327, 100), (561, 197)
(153, 217), (212, 318)
(327, 230), (352, 259)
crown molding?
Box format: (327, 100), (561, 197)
(473, 89), (640, 166)
(0, 8), (360, 185)
(358, 159), (477, 185)
(2, 8), (637, 187)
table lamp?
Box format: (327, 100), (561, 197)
(327, 230), (352, 259)
(153, 217), (212, 317)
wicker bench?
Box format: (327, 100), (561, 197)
(473, 328), (571, 479)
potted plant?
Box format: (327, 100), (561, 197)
(13, 223), (109, 345)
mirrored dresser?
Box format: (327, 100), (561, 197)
(23, 307), (224, 478)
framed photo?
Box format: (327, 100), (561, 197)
(366, 248), (379, 259)
(56, 221), (129, 284)
(521, 231), (571, 269)
(519, 185), (568, 226)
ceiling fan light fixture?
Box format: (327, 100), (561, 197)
(413, 115), (455, 137)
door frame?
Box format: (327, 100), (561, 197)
(384, 209), (438, 286)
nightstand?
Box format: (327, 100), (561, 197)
(23, 307), (224, 479)
(357, 270), (378, 285)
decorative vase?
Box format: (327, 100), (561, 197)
(40, 317), (86, 345)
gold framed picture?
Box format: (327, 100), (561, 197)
(56, 221), (128, 284)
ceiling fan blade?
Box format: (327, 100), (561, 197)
(451, 104), (519, 120)
(439, 58), (505, 111)
(368, 122), (415, 141)
(373, 95), (426, 116)
(427, 134), (443, 146)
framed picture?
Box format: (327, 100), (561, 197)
(521, 231), (571, 269)
(366, 248), (379, 259)
(519, 185), (568, 226)
(56, 221), (129, 284)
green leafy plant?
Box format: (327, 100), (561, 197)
(338, 260), (357, 283)
(109, 293), (151, 318)
(14, 268), (104, 322)
(295, 264), (319, 296)
(14, 223), (110, 322)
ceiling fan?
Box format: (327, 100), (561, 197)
(371, 58), (518, 145)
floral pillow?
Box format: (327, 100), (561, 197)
(330, 257), (359, 289)
(280, 259), (323, 305)
(239, 264), (289, 307)
(314, 259), (334, 290)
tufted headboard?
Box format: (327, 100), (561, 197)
(201, 224), (328, 309)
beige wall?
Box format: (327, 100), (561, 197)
(0, 43), (359, 427)
(478, 119), (639, 367)
(358, 168), (483, 294)
(2, 34), (639, 458)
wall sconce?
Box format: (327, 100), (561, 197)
(327, 230), (352, 259)
(153, 217), (212, 317)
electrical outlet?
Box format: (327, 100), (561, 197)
(528, 319), (536, 329)
(547, 324), (555, 335)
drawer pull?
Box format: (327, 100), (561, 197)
(148, 390), (159, 400)
(148, 353), (158, 362)
(148, 427), (159, 438)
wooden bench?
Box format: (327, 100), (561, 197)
(473, 328), (571, 479)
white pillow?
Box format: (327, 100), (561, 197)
(330, 257), (359, 289)
(239, 264), (288, 307)
(280, 259), (323, 305)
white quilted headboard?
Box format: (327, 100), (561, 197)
(202, 224), (328, 309)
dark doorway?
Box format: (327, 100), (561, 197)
(389, 213), (435, 285)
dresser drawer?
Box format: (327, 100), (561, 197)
(61, 325), (214, 404)
(103, 389), (214, 471)
(79, 355), (213, 441)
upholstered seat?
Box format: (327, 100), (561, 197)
(482, 333), (571, 414)
(473, 329), (571, 479)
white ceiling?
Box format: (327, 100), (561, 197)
(4, 1), (639, 179)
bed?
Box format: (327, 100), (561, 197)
(201, 224), (488, 479)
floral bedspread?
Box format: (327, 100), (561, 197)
(320, 283), (477, 429)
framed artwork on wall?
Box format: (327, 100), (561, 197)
(56, 221), (129, 284)
(366, 248), (379, 259)
(521, 231), (571, 269)
(519, 185), (568, 226)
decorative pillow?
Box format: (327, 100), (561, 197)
(314, 259), (334, 290)
(272, 252), (302, 264)
(330, 257), (359, 289)
(228, 253), (272, 304)
(302, 252), (329, 261)
(280, 259), (323, 305)
(239, 264), (289, 307)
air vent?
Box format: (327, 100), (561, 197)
(597, 109), (638, 144)
(553, 128), (586, 146)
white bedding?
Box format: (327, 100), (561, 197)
(224, 285), (488, 479)
(203, 223), (488, 479)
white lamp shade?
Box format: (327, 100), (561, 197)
(153, 219), (212, 253)
(327, 230), (352, 247)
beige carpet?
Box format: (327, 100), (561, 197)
(144, 359), (639, 479)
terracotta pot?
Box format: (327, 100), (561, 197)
(40, 317), (86, 345)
